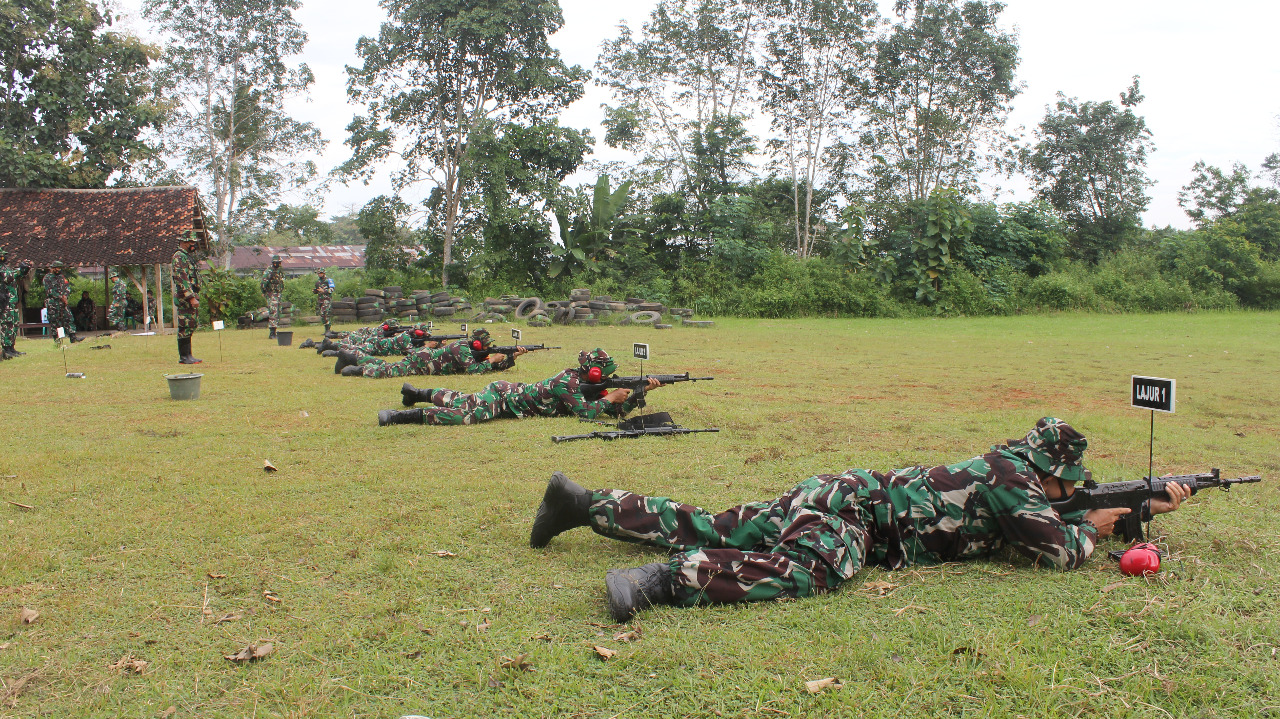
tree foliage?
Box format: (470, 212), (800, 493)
(343, 0), (586, 287)
(0, 0), (164, 187)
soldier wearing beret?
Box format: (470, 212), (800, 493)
(528, 418), (1192, 622)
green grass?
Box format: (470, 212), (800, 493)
(2, 313), (1278, 718)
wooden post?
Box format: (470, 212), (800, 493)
(154, 263), (165, 330)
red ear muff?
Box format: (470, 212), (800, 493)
(472, 340), (483, 350)
(414, 329), (425, 338)
(586, 366), (602, 383)
(382, 324), (390, 332)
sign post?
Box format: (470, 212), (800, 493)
(633, 342), (649, 377)
(1131, 375), (1176, 539)
(511, 328), (522, 343)
(212, 320), (225, 362)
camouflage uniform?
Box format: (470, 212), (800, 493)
(171, 246), (201, 339)
(42, 269), (75, 337)
(585, 418), (1098, 606)
(416, 366), (641, 425)
(0, 253), (32, 351)
(107, 275), (129, 330)
(314, 275), (332, 327)
(361, 338), (512, 379)
(343, 323), (434, 356)
(260, 264), (285, 329)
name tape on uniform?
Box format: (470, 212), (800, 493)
(633, 343), (649, 360)
(212, 320), (225, 331)
(1131, 375), (1175, 413)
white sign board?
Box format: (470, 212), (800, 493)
(212, 320), (225, 331)
(511, 328), (522, 342)
(56, 327), (66, 339)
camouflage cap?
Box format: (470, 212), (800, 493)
(317, 268), (327, 274)
(383, 318), (401, 328)
(0, 247), (8, 257)
(50, 260), (65, 268)
(578, 348), (617, 376)
(271, 255), (282, 262)
(1011, 417), (1088, 483)
(470, 327), (493, 349)
(179, 229), (199, 243)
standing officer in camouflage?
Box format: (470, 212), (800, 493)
(313, 268), (333, 333)
(378, 348), (657, 426)
(107, 270), (129, 331)
(260, 255), (285, 339)
(0, 248), (33, 359)
(43, 260), (81, 343)
(528, 418), (1193, 622)
(172, 231), (203, 364)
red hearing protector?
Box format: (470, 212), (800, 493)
(472, 339), (483, 350)
(586, 366), (603, 383)
(414, 329), (425, 338)
(381, 324), (390, 332)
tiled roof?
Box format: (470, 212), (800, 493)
(217, 245), (368, 272)
(0, 186), (212, 267)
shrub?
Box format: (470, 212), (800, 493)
(1023, 273), (1098, 311)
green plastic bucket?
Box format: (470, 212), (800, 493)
(164, 373), (203, 400)
(276, 331), (293, 346)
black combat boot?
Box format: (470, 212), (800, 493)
(340, 365), (363, 377)
(605, 562), (675, 622)
(529, 472), (593, 548)
(400, 382), (436, 407)
(334, 348), (359, 374)
(2, 346), (20, 359)
(69, 333), (84, 343)
(317, 338), (337, 352)
(299, 338), (316, 349)
(269, 327), (277, 340)
(378, 408), (424, 426)
(324, 323), (331, 334)
(320, 349), (338, 357)
(177, 337), (188, 363)
(9, 345), (24, 356)
(185, 338), (202, 364)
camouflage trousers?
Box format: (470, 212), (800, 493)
(350, 332), (415, 357)
(267, 294), (282, 329)
(45, 299), (75, 337)
(317, 296), (331, 326)
(418, 381), (518, 425)
(1, 303), (17, 347)
(361, 345), (454, 379)
(107, 299), (127, 329)
(176, 298), (198, 339)
(588, 474), (880, 606)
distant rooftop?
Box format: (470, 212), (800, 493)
(215, 245), (368, 272)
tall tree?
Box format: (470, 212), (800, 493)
(144, 0), (324, 265)
(0, 0), (164, 187)
(343, 0), (586, 287)
(757, 0), (880, 257)
(859, 0), (1019, 212)
(1025, 77), (1154, 261)
(596, 0), (760, 225)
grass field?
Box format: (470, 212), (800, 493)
(2, 312), (1278, 718)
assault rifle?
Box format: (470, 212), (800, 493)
(472, 344), (560, 360)
(552, 412), (719, 443)
(1049, 468), (1262, 542)
(580, 373), (714, 407)
(408, 332), (465, 347)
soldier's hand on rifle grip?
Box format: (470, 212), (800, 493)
(605, 388), (632, 404)
(1083, 507), (1131, 538)
(487, 353), (507, 364)
(1150, 480), (1192, 515)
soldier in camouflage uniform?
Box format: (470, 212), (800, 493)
(335, 322), (440, 358)
(260, 255), (285, 339)
(43, 261), (81, 343)
(0, 248), (34, 359)
(172, 231), (203, 364)
(107, 270), (129, 331)
(315, 319), (403, 354)
(528, 418), (1192, 622)
(378, 348), (657, 426)
(313, 268), (333, 333)
(346, 327), (518, 379)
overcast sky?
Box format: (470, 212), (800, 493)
(117, 0), (1280, 229)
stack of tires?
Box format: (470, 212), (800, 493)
(331, 297), (358, 324)
(356, 290), (385, 323)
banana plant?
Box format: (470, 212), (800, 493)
(548, 175), (635, 278)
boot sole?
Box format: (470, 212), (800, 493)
(401, 382), (417, 407)
(529, 472), (586, 548)
(604, 570), (639, 623)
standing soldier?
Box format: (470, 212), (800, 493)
(172, 230), (203, 364)
(107, 269), (129, 332)
(43, 260), (81, 343)
(0, 248), (34, 359)
(260, 255), (285, 339)
(314, 268), (333, 334)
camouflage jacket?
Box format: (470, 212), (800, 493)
(314, 278), (332, 297)
(0, 263), (31, 308)
(110, 277), (128, 305)
(499, 367), (641, 420)
(261, 267), (284, 297)
(819, 446), (1098, 572)
(43, 272), (70, 304)
(171, 247), (201, 300)
(436, 340), (512, 374)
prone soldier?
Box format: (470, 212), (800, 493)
(528, 417), (1192, 622)
(377, 348), (658, 426)
(343, 327), (520, 379)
